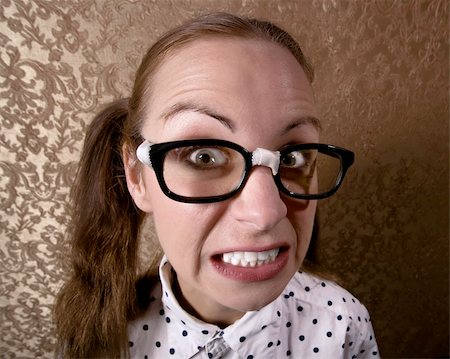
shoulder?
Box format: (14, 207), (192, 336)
(277, 272), (379, 357)
(281, 270), (377, 348)
(286, 271), (372, 321)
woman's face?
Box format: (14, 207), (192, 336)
(128, 37), (319, 326)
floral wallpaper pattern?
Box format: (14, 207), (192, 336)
(0, 0), (448, 358)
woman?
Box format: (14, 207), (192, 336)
(55, 12), (379, 358)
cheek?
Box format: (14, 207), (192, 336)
(141, 174), (184, 250)
(149, 185), (228, 266)
(151, 201), (202, 275)
(150, 197), (191, 251)
(286, 200), (317, 257)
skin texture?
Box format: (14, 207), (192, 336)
(125, 37), (319, 326)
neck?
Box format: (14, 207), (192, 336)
(171, 270), (244, 328)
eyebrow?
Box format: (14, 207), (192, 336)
(161, 101), (321, 134)
(161, 102), (234, 131)
(282, 115), (322, 134)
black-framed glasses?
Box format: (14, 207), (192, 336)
(136, 139), (354, 203)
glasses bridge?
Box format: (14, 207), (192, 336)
(251, 148), (280, 175)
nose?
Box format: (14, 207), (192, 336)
(231, 166), (287, 231)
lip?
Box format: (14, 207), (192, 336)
(210, 245), (289, 282)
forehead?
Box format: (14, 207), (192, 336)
(143, 37), (318, 140)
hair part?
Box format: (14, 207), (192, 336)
(54, 12), (315, 358)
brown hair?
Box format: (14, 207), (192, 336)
(54, 12), (315, 358)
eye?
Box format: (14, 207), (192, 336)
(188, 147), (228, 167)
(281, 151), (306, 168)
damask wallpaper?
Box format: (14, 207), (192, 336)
(0, 0), (448, 358)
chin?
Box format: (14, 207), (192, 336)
(221, 271), (294, 312)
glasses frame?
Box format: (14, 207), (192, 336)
(137, 139), (355, 203)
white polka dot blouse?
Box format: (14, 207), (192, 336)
(128, 256), (380, 358)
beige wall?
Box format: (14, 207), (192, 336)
(0, 0), (448, 357)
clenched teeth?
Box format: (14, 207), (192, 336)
(222, 248), (280, 267)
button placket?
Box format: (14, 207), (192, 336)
(204, 336), (231, 358)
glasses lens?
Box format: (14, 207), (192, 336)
(162, 145), (246, 198)
(279, 149), (342, 196)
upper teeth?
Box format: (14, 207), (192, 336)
(222, 248), (280, 267)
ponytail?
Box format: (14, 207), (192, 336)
(54, 99), (145, 358)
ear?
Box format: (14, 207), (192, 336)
(123, 144), (153, 213)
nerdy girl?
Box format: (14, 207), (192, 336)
(55, 12), (379, 359)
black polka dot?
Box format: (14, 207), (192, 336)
(337, 315), (342, 320)
(182, 330), (188, 337)
(247, 356), (254, 359)
(208, 353), (213, 359)
(277, 310), (281, 317)
(358, 316), (361, 322)
(240, 336), (246, 342)
(169, 348), (175, 355)
(327, 331), (332, 337)
(313, 347), (319, 353)
(321, 282), (326, 287)
(165, 291), (168, 297)
(144, 355), (148, 359)
(287, 350), (291, 356)
(143, 324), (149, 331)
(372, 352), (378, 355)
(305, 286), (310, 292)
(349, 342), (353, 347)
(181, 320), (186, 325)
(159, 309), (165, 316)
(297, 306), (303, 312)
(286, 321), (292, 328)
(289, 291), (294, 296)
(284, 294), (290, 299)
(155, 341), (161, 348)
(360, 349), (366, 354)
(342, 297), (347, 302)
(277, 340), (281, 346)
(352, 298), (356, 303)
(128, 341), (134, 347)
(202, 330), (209, 335)
(268, 341), (273, 347)
(165, 317), (171, 323)
(327, 300), (333, 306)
(261, 325), (267, 330)
(342, 343), (345, 349)
(346, 326), (350, 332)
(370, 335), (373, 341)
(299, 335), (305, 341)
(312, 318), (318, 324)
